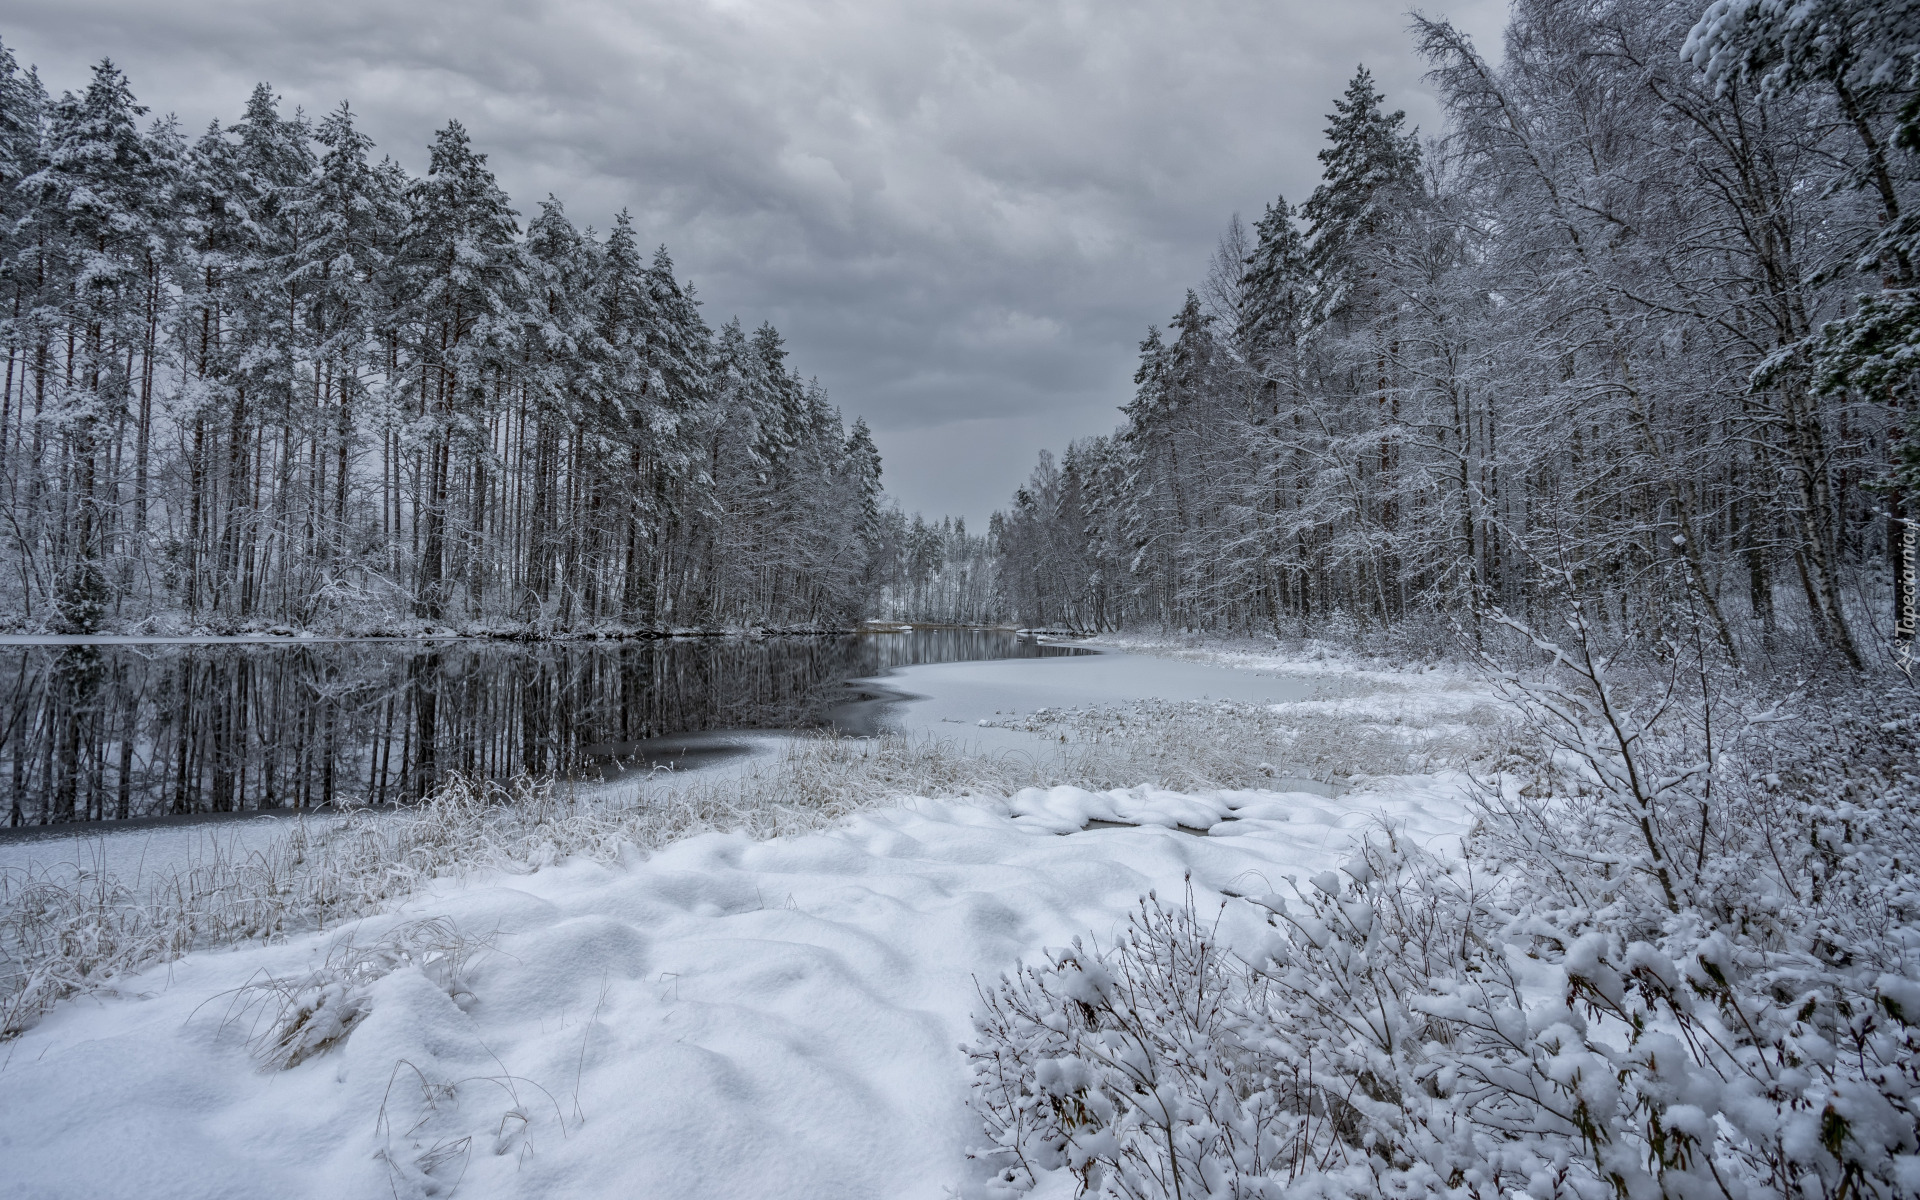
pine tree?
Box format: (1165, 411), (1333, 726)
(395, 120), (521, 619)
(517, 195), (596, 614)
(0, 64), (886, 636)
(636, 245), (712, 618)
(228, 85), (319, 621)
(129, 112), (183, 545)
(0, 42), (49, 620)
(174, 114), (257, 618)
(1236, 196), (1310, 390)
(298, 101), (384, 558)
(590, 210), (664, 619)
(27, 61), (156, 630)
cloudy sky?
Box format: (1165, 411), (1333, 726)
(4, 0), (1503, 527)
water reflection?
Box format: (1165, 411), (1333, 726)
(0, 631), (1086, 825)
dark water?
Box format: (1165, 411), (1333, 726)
(0, 631), (1087, 826)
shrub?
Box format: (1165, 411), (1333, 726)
(968, 612), (1920, 1199)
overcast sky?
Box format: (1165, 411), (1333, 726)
(4, 0), (1504, 528)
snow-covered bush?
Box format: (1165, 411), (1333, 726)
(968, 889), (1290, 1198)
(968, 615), (1920, 1198)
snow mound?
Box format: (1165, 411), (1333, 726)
(0, 781), (1472, 1200)
(1003, 774), (1472, 839)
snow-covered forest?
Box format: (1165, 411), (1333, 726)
(9, 0), (1920, 650)
(0, 47), (915, 634)
(869, 511), (1000, 626)
(994, 0), (1917, 675)
(5, 3), (1920, 1200)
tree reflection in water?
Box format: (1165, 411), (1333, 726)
(0, 631), (1084, 825)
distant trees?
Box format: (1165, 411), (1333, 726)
(868, 508), (1000, 625)
(995, 0), (1919, 667)
(0, 50), (887, 633)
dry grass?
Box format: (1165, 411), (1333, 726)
(208, 916), (490, 1071)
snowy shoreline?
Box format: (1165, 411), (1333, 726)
(0, 626), (887, 646)
(0, 643), (1490, 1200)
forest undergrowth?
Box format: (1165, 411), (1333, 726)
(966, 612), (1920, 1200)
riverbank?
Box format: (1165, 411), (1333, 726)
(0, 643), (1499, 1199)
(0, 625), (866, 645)
(0, 618), (1018, 645)
(0, 628), (1074, 827)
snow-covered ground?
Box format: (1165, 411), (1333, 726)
(0, 641), (1490, 1200)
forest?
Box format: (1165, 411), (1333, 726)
(0, 46), (917, 635)
(992, 0), (1920, 675)
(8, 0), (1920, 655)
(5, 6), (1920, 1197)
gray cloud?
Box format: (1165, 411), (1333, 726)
(3, 0), (1505, 526)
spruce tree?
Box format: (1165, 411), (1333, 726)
(1300, 66), (1421, 321)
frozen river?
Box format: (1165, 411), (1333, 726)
(852, 645), (1318, 751)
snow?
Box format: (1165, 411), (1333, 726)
(853, 648), (1319, 755)
(0, 812), (318, 887)
(2, 645), (1286, 880)
(0, 644), (1483, 1199)
(1002, 779), (1465, 838)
